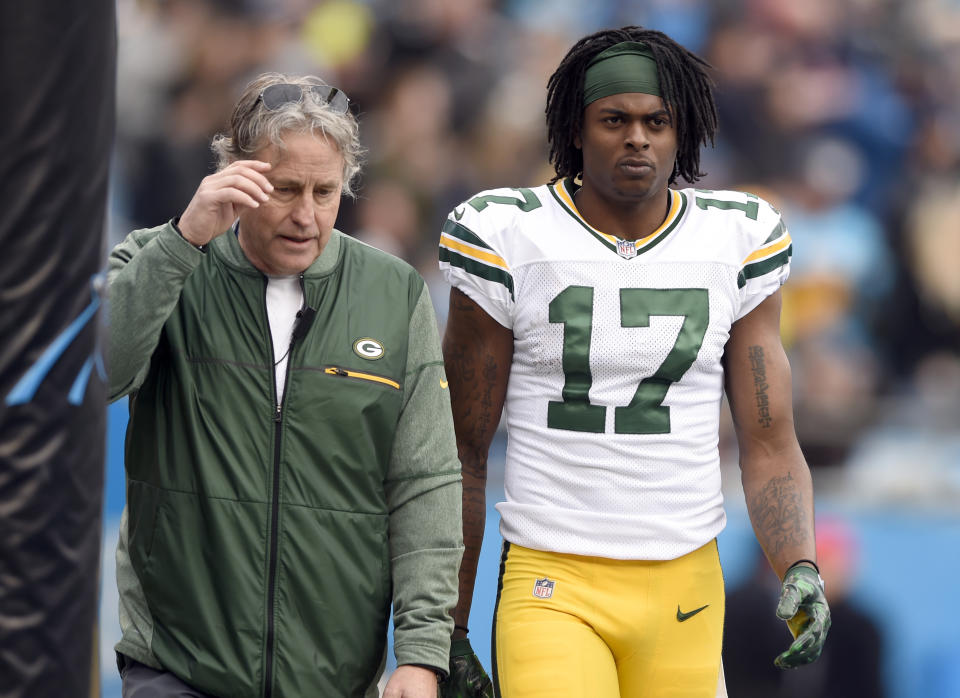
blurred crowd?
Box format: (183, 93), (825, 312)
(111, 0), (960, 501)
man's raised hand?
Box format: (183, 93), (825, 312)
(178, 160), (273, 246)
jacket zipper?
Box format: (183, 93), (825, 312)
(323, 366), (401, 390)
(264, 401), (282, 698)
(263, 274), (308, 698)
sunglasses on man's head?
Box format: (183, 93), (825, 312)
(253, 83), (351, 114)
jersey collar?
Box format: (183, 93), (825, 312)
(549, 178), (687, 259)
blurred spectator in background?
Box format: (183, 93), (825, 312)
(724, 516), (886, 698)
(351, 176), (424, 259)
(774, 137), (891, 468)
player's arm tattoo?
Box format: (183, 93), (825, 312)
(444, 290), (509, 474)
(748, 345), (772, 428)
(442, 289), (512, 624)
(747, 471), (809, 557)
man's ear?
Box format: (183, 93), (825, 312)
(573, 133), (582, 149)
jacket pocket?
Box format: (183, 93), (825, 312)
(323, 366), (400, 390)
(127, 480), (164, 570)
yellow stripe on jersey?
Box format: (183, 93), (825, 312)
(552, 182), (684, 250)
(741, 232), (792, 265)
(553, 182), (616, 244)
(439, 233), (510, 270)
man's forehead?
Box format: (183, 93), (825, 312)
(254, 145), (343, 180)
(254, 133), (341, 163)
(590, 92), (668, 113)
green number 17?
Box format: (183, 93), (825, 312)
(547, 286), (709, 434)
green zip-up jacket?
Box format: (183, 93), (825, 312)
(107, 222), (463, 697)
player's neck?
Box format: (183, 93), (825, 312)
(573, 185), (672, 242)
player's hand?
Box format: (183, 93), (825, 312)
(440, 637), (494, 698)
(178, 160), (273, 247)
(774, 563), (831, 668)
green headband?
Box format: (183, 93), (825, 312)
(583, 41), (661, 106)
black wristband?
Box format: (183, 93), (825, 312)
(454, 624), (469, 634)
(787, 558), (820, 575)
(173, 216), (206, 252)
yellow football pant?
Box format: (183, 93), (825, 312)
(492, 540), (724, 698)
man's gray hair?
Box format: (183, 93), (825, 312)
(211, 73), (364, 197)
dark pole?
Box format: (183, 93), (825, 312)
(0, 3), (116, 696)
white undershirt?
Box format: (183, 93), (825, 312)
(265, 275), (304, 405)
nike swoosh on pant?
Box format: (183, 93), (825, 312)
(676, 604), (709, 621)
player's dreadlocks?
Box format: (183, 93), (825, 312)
(546, 26), (718, 185)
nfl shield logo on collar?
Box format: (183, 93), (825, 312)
(616, 238), (638, 259)
(532, 577), (555, 599)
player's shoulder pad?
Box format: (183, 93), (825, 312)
(442, 185), (548, 253)
(687, 187), (784, 246)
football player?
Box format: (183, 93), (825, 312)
(438, 26), (830, 698)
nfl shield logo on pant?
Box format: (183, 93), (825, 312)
(532, 577), (555, 599)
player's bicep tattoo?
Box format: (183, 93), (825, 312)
(748, 345), (772, 428)
(444, 291), (509, 476)
(747, 472), (809, 556)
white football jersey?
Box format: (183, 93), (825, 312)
(439, 179), (791, 560)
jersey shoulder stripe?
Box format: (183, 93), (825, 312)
(442, 217), (499, 253)
(682, 187), (791, 294)
(739, 217), (792, 287)
(439, 218), (515, 299)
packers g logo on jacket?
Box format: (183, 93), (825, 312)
(353, 338), (385, 360)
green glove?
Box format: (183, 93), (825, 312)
(774, 563), (831, 668)
(440, 637), (494, 698)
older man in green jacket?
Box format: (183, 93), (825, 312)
(107, 73), (463, 698)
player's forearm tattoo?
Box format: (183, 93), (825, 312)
(748, 345), (772, 428)
(747, 472), (808, 556)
